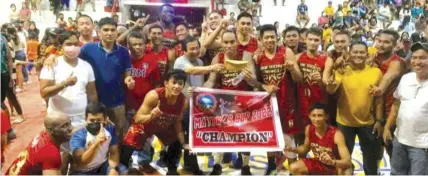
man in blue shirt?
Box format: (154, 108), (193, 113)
(78, 17), (135, 142)
(296, 0), (309, 28)
(70, 103), (120, 175)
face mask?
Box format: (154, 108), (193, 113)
(63, 45), (80, 59)
(86, 122), (101, 135)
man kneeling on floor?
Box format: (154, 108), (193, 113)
(69, 102), (121, 175)
(286, 103), (353, 175)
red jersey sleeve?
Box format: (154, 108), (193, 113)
(1, 110), (11, 134)
(38, 145), (62, 171)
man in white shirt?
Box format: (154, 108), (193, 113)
(383, 42), (428, 175)
(173, 36), (223, 174)
(40, 31), (98, 129)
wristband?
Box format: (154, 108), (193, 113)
(375, 119), (385, 124)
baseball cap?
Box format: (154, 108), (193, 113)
(410, 42), (428, 52)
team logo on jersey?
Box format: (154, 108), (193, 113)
(196, 93), (218, 114)
(131, 63), (149, 78)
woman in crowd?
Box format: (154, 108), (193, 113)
(9, 4), (19, 23)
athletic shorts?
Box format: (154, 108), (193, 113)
(123, 123), (177, 150)
(302, 158), (337, 175)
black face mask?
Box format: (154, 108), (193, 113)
(86, 122), (101, 135)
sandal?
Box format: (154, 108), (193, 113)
(12, 116), (25, 124)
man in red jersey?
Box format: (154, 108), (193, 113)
(296, 27), (328, 146)
(204, 30), (256, 175)
(204, 12), (259, 54)
(142, 4), (177, 48)
(146, 24), (175, 77)
(122, 70), (189, 175)
(6, 112), (73, 175)
(120, 31), (161, 171)
(251, 24), (302, 174)
(287, 103), (352, 175)
(322, 31), (350, 126)
(126, 31), (161, 113)
(368, 29), (406, 157)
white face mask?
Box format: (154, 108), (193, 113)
(63, 45), (81, 59)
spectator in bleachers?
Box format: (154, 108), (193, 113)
(296, 0), (310, 28)
(19, 2), (32, 22)
(252, 0), (262, 16)
(325, 1), (335, 19)
(238, 0), (251, 13)
(61, 0), (70, 11)
(273, 0), (285, 6)
(9, 4), (19, 23)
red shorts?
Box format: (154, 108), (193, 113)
(302, 158), (337, 175)
(123, 123), (177, 150)
(280, 111), (302, 135)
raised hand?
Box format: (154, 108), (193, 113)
(136, 15), (150, 28)
(64, 72), (77, 87)
(150, 101), (162, 118)
(125, 76), (135, 90)
(95, 123), (107, 145)
(368, 84), (382, 96)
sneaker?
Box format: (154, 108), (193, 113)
(241, 165), (252, 175)
(166, 168), (179, 175)
(265, 166), (276, 175)
(7, 129), (16, 141)
(210, 164), (222, 175)
(193, 169), (204, 175)
(15, 88), (23, 93)
(12, 115), (25, 124)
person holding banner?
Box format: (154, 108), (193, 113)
(286, 103), (353, 175)
(203, 30), (256, 175)
(122, 69), (188, 175)
(252, 24), (302, 174)
(173, 36), (222, 174)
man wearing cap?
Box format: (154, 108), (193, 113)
(383, 42), (428, 175)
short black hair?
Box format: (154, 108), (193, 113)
(299, 28), (308, 34)
(85, 102), (107, 119)
(237, 12), (253, 21)
(309, 102), (328, 115)
(160, 3), (174, 11)
(259, 24), (277, 37)
(284, 26), (300, 37)
(334, 30), (349, 38)
(165, 69), (187, 83)
(149, 24), (163, 33)
(175, 22), (188, 32)
(380, 29), (399, 43)
(58, 31), (77, 45)
(350, 41), (368, 50)
(307, 27), (323, 38)
(127, 31), (146, 44)
(332, 25), (343, 31)
(181, 36), (200, 52)
(98, 17), (117, 28)
(77, 14), (93, 24)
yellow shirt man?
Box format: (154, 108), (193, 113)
(342, 6), (351, 16)
(368, 46), (377, 57)
(325, 6), (335, 17)
(334, 65), (383, 127)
